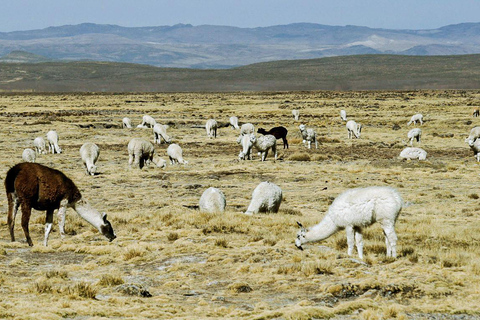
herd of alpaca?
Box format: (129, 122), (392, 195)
(6, 106), (480, 260)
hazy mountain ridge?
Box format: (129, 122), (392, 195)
(0, 22), (479, 68)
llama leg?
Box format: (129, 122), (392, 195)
(44, 209), (54, 246)
(346, 226), (355, 256)
(383, 225), (398, 258)
(273, 146), (277, 161)
(57, 201), (68, 239)
(354, 227), (364, 259)
(20, 204), (33, 246)
(7, 193), (19, 242)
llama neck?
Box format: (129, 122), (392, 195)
(73, 199), (103, 231)
(304, 215), (339, 244)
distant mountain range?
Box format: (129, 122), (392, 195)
(0, 22), (479, 68)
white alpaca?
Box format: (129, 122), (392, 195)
(79, 142), (100, 176)
(238, 134), (253, 160)
(346, 120), (362, 139)
(122, 117), (132, 128)
(33, 137), (47, 154)
(340, 109), (347, 121)
(138, 115), (156, 128)
(22, 148), (36, 163)
(128, 138), (166, 169)
(469, 139), (480, 162)
(206, 119), (218, 138)
(240, 123), (255, 136)
(250, 134), (277, 161)
(407, 113), (423, 126)
(153, 123), (172, 144)
(229, 116), (240, 129)
(292, 109), (300, 121)
(399, 147), (427, 161)
(245, 181), (282, 215)
(299, 124), (318, 149)
(167, 143), (188, 165)
(46, 130), (62, 154)
(407, 128), (422, 146)
(199, 187), (226, 213)
(465, 126), (480, 145)
(295, 186), (403, 259)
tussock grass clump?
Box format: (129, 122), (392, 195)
(123, 246), (147, 261)
(98, 273), (124, 286)
(167, 232), (179, 241)
(468, 193), (479, 199)
(288, 152), (311, 161)
(45, 270), (68, 279)
(34, 278), (56, 294)
(66, 282), (97, 299)
(229, 282), (252, 293)
(215, 238), (228, 248)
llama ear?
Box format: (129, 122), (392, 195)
(297, 221), (304, 228)
(102, 212), (107, 222)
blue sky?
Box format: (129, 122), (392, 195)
(1, 0), (479, 32)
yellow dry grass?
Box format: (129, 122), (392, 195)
(0, 91), (480, 319)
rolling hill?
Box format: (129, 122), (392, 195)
(1, 54), (480, 92)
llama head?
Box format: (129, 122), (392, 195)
(100, 213), (116, 242)
(299, 124), (306, 132)
(257, 128), (266, 134)
(88, 164), (97, 176)
(295, 221), (307, 250)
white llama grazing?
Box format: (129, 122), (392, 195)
(79, 142), (100, 176)
(295, 186), (403, 259)
(167, 143), (188, 165)
(138, 115), (156, 128)
(407, 113), (423, 126)
(46, 130), (62, 154)
(33, 137), (47, 154)
(238, 134), (253, 160)
(346, 120), (362, 139)
(465, 126), (480, 145)
(299, 124), (318, 149)
(407, 128), (422, 146)
(199, 187), (226, 213)
(229, 116), (240, 129)
(292, 109), (300, 121)
(153, 123), (172, 144)
(250, 134), (277, 161)
(399, 147), (427, 161)
(122, 117), (132, 128)
(22, 148), (36, 163)
(206, 119), (218, 138)
(340, 109), (347, 121)
(128, 138), (165, 169)
(245, 181), (282, 215)
(469, 139), (480, 162)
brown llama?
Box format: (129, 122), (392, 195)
(257, 126), (289, 149)
(5, 162), (116, 246)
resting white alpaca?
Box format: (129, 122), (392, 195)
(340, 109), (347, 121)
(33, 137), (47, 154)
(46, 130), (62, 154)
(292, 109), (300, 121)
(206, 119), (218, 138)
(465, 126), (480, 145)
(137, 115), (156, 128)
(153, 123), (172, 144)
(295, 186), (403, 259)
(79, 142), (100, 176)
(128, 138), (166, 169)
(407, 128), (422, 146)
(245, 181), (282, 215)
(250, 134), (277, 161)
(229, 116), (240, 129)
(238, 134), (253, 160)
(199, 187), (226, 213)
(469, 139), (480, 162)
(299, 124), (318, 149)
(407, 113), (423, 125)
(122, 117), (132, 128)
(22, 148), (36, 163)
(167, 143), (188, 165)
(399, 147), (427, 160)
(346, 120), (362, 139)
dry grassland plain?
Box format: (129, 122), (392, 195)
(0, 90), (480, 319)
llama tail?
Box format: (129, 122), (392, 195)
(5, 164), (22, 194)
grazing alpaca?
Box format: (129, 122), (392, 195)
(295, 186), (403, 259)
(5, 163), (116, 246)
(257, 126), (288, 149)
